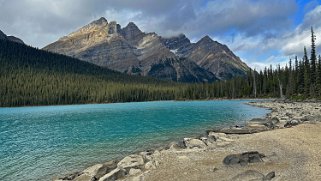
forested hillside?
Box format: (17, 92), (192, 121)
(0, 27), (319, 107)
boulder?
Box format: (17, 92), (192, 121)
(232, 170), (264, 181)
(168, 140), (186, 150)
(129, 168), (142, 176)
(183, 138), (207, 149)
(208, 132), (227, 140)
(82, 161), (117, 179)
(139, 150), (154, 161)
(264, 171), (276, 180)
(223, 151), (265, 166)
(73, 174), (94, 181)
(98, 168), (126, 181)
(145, 161), (156, 170)
(70, 160), (118, 181)
(206, 135), (216, 144)
(117, 155), (145, 171)
(284, 120), (300, 128)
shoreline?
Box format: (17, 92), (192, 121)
(54, 100), (321, 181)
(0, 98), (271, 108)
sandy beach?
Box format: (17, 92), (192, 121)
(55, 101), (321, 181)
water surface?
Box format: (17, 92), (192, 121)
(0, 100), (269, 180)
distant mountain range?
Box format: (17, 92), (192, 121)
(43, 17), (250, 82)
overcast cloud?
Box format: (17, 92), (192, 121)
(0, 0), (320, 70)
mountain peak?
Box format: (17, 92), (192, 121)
(91, 17), (108, 25)
(124, 22), (142, 32)
(199, 35), (214, 43)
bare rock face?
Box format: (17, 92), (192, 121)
(44, 17), (249, 82)
(148, 58), (218, 83)
(162, 35), (250, 80)
(120, 22), (144, 46)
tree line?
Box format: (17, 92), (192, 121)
(251, 27), (321, 99)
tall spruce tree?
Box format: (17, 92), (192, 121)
(317, 55), (321, 96)
(310, 27), (317, 84)
(303, 47), (310, 97)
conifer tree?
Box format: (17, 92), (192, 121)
(310, 27), (317, 84)
(303, 47), (310, 97)
(317, 55), (321, 96)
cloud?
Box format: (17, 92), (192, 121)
(280, 5), (321, 56)
(227, 4), (321, 71)
(0, 0), (297, 48)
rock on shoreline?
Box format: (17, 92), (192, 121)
(54, 101), (321, 181)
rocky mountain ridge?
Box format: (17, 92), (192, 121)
(44, 17), (249, 82)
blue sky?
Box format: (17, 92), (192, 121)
(0, 0), (321, 70)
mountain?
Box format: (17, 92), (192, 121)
(44, 17), (249, 82)
(161, 35), (249, 80)
(0, 30), (24, 44)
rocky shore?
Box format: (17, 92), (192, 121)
(54, 101), (321, 181)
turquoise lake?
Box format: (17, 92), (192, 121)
(0, 100), (269, 181)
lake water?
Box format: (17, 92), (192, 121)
(0, 100), (269, 181)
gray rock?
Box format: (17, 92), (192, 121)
(183, 138), (207, 149)
(73, 174), (95, 181)
(129, 168), (142, 176)
(232, 170), (265, 181)
(117, 154), (145, 171)
(168, 140), (186, 150)
(145, 161), (156, 170)
(98, 168), (126, 181)
(71, 160), (118, 181)
(207, 135), (216, 143)
(264, 171), (276, 180)
(284, 120), (300, 128)
(223, 151), (265, 166)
